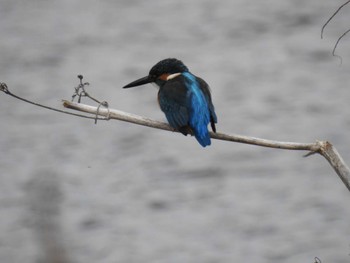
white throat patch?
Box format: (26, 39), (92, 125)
(166, 73), (181, 80)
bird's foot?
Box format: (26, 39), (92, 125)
(178, 126), (193, 136)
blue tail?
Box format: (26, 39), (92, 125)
(194, 127), (211, 147)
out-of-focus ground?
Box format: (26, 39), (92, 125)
(1, 1), (350, 262)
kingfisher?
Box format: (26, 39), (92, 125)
(123, 58), (217, 147)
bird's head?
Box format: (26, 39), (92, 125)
(123, 58), (189, 88)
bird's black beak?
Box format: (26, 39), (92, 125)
(123, 76), (152, 89)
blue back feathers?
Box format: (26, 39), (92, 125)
(182, 72), (212, 147)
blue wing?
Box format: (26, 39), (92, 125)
(196, 77), (217, 132)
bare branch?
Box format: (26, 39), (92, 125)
(2, 80), (349, 191)
(63, 100), (350, 192)
(63, 100), (173, 131)
(61, 100), (318, 150)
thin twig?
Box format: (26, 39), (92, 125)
(332, 28), (350, 60)
(321, 0), (350, 60)
(321, 0), (350, 39)
(63, 100), (350, 192)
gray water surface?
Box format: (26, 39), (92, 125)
(1, 1), (350, 262)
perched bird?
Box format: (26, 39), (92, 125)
(123, 58), (217, 147)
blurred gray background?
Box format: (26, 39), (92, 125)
(1, 0), (350, 262)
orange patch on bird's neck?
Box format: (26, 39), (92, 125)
(159, 74), (170, 81)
